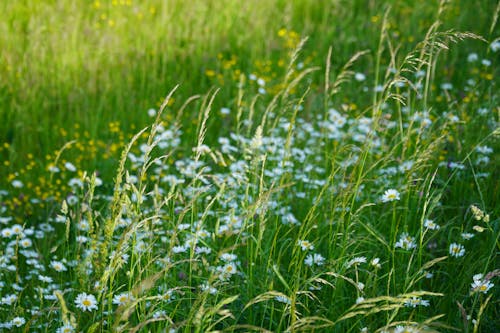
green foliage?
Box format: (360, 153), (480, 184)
(0, 1), (499, 332)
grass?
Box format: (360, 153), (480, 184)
(0, 0), (499, 332)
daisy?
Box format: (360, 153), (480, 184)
(471, 275), (494, 294)
(297, 239), (314, 251)
(75, 292), (98, 312)
(370, 257), (381, 268)
(449, 243), (465, 257)
(423, 219), (440, 230)
(304, 253), (325, 267)
(113, 292), (134, 306)
(10, 317), (25, 327)
(51, 260), (68, 272)
(56, 324), (75, 333)
(395, 233), (417, 250)
(381, 189), (400, 203)
(404, 297), (430, 308)
(346, 256), (366, 268)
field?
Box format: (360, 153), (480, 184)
(0, 0), (499, 332)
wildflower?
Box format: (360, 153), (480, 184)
(74, 292), (98, 312)
(11, 224), (24, 235)
(39, 275), (53, 283)
(346, 256), (366, 268)
(200, 283), (217, 295)
(297, 239), (314, 251)
(48, 165), (60, 173)
(394, 325), (419, 333)
(217, 262), (238, 280)
(147, 108), (156, 117)
(471, 278), (494, 294)
(440, 83), (453, 90)
(1, 294), (17, 305)
(356, 296), (365, 304)
(354, 72), (366, 81)
(220, 253), (238, 262)
(304, 253), (325, 266)
(481, 59), (491, 67)
(11, 180), (23, 188)
(395, 233), (417, 250)
(381, 189), (400, 203)
(64, 162), (77, 172)
(56, 324), (75, 333)
(461, 233), (474, 240)
(370, 257), (381, 268)
(51, 260), (68, 272)
(19, 238), (32, 248)
(424, 219), (440, 230)
(449, 243), (465, 257)
(404, 297), (430, 308)
(490, 40), (500, 52)
(112, 293), (134, 306)
(467, 53), (478, 62)
(220, 107), (231, 115)
(1, 228), (13, 238)
(10, 317), (26, 327)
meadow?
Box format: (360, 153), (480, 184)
(0, 0), (499, 332)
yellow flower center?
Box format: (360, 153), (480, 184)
(83, 299), (91, 307)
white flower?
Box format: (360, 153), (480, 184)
(64, 162), (77, 172)
(51, 260), (68, 272)
(113, 292), (134, 305)
(404, 297), (430, 308)
(220, 107), (231, 115)
(370, 257), (381, 268)
(449, 243), (465, 257)
(481, 59), (491, 67)
(297, 239), (314, 251)
(395, 233), (417, 251)
(394, 325), (419, 333)
(467, 53), (478, 62)
(1, 294), (17, 305)
(1, 228), (13, 238)
(220, 253), (238, 262)
(10, 317), (26, 327)
(441, 82), (453, 90)
(381, 189), (400, 203)
(56, 324), (75, 333)
(11, 180), (23, 188)
(304, 253), (325, 266)
(19, 238), (32, 248)
(75, 292), (98, 312)
(354, 72), (366, 81)
(346, 256), (366, 268)
(491, 40), (500, 52)
(471, 279), (494, 294)
(200, 283), (218, 295)
(147, 108), (157, 117)
(424, 219), (440, 230)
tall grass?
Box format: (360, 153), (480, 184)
(0, 0), (499, 332)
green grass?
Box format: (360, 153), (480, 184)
(0, 0), (499, 332)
